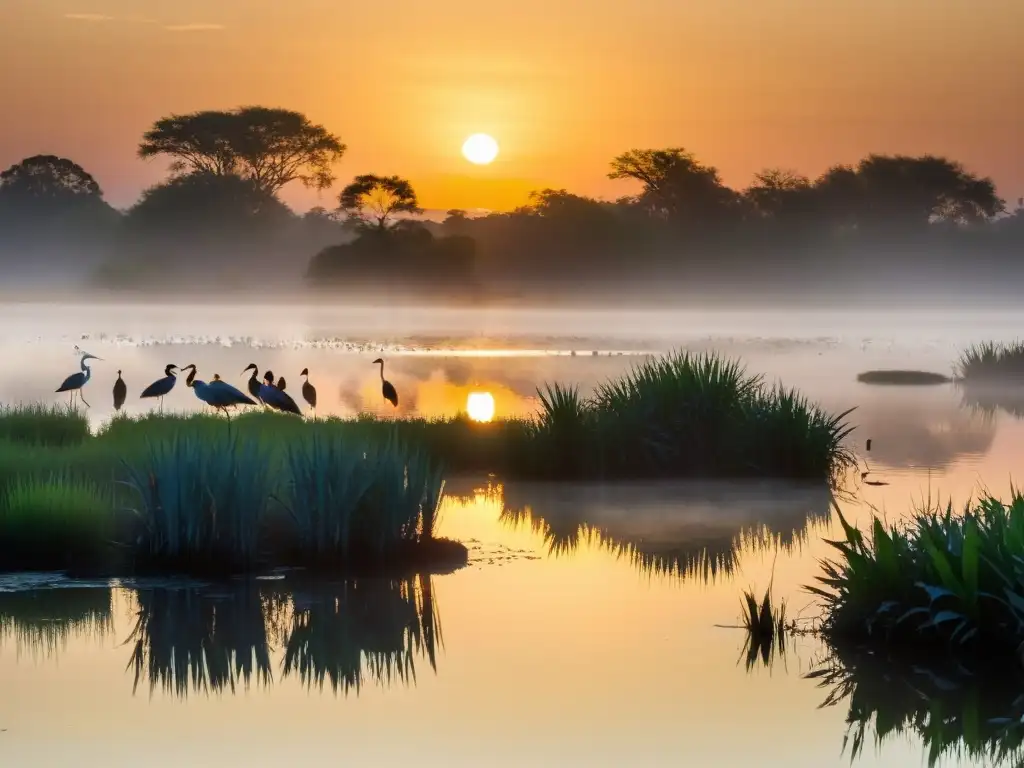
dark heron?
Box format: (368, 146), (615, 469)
(56, 350), (102, 408)
(113, 370), (127, 411)
(180, 364), (256, 417)
(373, 358), (398, 408)
(140, 364), (179, 411)
(300, 368), (317, 413)
(241, 363), (263, 402)
(259, 371), (302, 415)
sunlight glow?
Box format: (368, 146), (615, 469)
(466, 391), (496, 422)
(461, 133), (499, 165)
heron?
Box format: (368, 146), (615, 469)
(300, 368), (317, 413)
(140, 364), (179, 411)
(113, 370), (127, 411)
(180, 364), (256, 417)
(242, 363), (263, 402)
(373, 358), (398, 408)
(56, 351), (102, 408)
(259, 370), (302, 415)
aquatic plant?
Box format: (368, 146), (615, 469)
(0, 404), (89, 447)
(809, 492), (1024, 658)
(0, 474), (114, 569)
(119, 433), (272, 570)
(0, 586), (113, 658)
(955, 340), (1024, 381)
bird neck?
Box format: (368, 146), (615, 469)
(186, 368), (196, 387)
(377, 362), (385, 380)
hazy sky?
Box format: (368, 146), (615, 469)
(2, 0), (1022, 212)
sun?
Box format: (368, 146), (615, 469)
(462, 134), (499, 165)
(466, 391), (496, 422)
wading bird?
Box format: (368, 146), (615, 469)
(373, 358), (398, 408)
(260, 371), (302, 415)
(140, 364), (179, 411)
(300, 368), (317, 413)
(113, 370), (127, 411)
(242, 363), (262, 402)
(181, 364), (256, 417)
(56, 351), (102, 408)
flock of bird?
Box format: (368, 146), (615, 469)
(56, 349), (399, 416)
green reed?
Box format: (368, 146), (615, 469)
(809, 491), (1024, 658)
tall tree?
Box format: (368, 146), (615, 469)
(338, 174), (420, 230)
(138, 106), (346, 194)
(608, 148), (739, 226)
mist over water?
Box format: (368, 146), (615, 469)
(2, 298), (1023, 766)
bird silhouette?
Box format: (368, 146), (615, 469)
(373, 358), (398, 408)
(259, 371), (302, 415)
(56, 350), (101, 408)
(113, 370), (127, 411)
(140, 364), (178, 411)
(277, 376), (288, 391)
(181, 364), (256, 417)
(300, 367), (317, 413)
(242, 363), (263, 402)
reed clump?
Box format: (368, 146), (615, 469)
(955, 341), (1024, 382)
(809, 491), (1024, 659)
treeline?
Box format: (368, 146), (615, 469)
(1, 104), (1022, 300)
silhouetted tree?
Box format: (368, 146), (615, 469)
(0, 155), (103, 203)
(608, 148), (740, 227)
(338, 174), (421, 230)
(138, 107), (346, 194)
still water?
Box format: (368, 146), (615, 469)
(1, 302), (1023, 767)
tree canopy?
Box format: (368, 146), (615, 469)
(338, 174), (421, 230)
(138, 106), (346, 194)
(0, 155), (103, 203)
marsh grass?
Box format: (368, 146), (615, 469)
(856, 370), (952, 386)
(0, 475), (115, 570)
(809, 645), (1024, 767)
(0, 404), (89, 447)
(739, 586), (789, 670)
(809, 491), (1024, 658)
(956, 341), (1024, 382)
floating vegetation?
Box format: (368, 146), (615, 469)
(856, 370), (951, 386)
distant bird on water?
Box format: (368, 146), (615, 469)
(259, 370), (302, 415)
(180, 364), (256, 416)
(373, 358), (398, 408)
(113, 370), (127, 411)
(140, 364), (178, 411)
(56, 350), (102, 408)
(300, 368), (317, 413)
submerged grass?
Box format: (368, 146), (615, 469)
(955, 341), (1024, 382)
(810, 491), (1024, 659)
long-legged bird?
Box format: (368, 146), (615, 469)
(373, 358), (398, 408)
(300, 368), (317, 413)
(242, 363), (263, 403)
(140, 364), (178, 411)
(113, 370), (127, 411)
(180, 364), (256, 417)
(56, 351), (102, 408)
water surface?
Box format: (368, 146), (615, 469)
(1, 302), (1022, 767)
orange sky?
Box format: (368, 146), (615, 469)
(2, 0), (1022, 212)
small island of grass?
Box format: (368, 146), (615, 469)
(856, 370), (952, 386)
(955, 341), (1024, 383)
(809, 492), (1024, 662)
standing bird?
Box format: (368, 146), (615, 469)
(180, 364), (256, 416)
(113, 370), (127, 411)
(277, 376), (288, 392)
(300, 368), (317, 414)
(259, 371), (302, 415)
(373, 358), (398, 408)
(140, 364), (179, 411)
(56, 351), (102, 408)
(242, 363), (263, 402)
